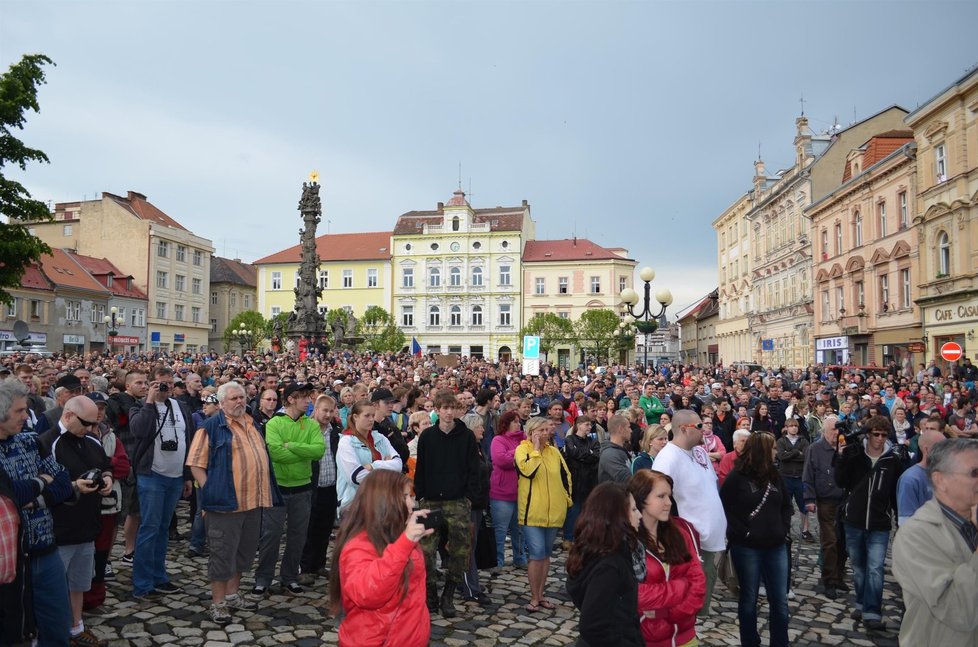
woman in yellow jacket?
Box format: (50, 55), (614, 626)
(515, 416), (573, 612)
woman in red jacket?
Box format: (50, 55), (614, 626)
(627, 470), (706, 647)
(328, 469), (434, 647)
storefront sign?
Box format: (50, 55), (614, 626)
(108, 335), (140, 345)
(816, 336), (848, 351)
(63, 334), (85, 345)
(907, 342), (926, 353)
(151, 331), (161, 346)
(0, 330), (47, 344)
(932, 304), (978, 322)
(174, 333), (185, 343)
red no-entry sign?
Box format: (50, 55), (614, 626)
(941, 342), (963, 362)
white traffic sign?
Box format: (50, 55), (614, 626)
(523, 335), (541, 359)
(522, 358), (540, 375)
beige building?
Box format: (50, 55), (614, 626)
(29, 191), (214, 351)
(391, 190), (534, 360)
(521, 238), (635, 368)
(713, 192), (754, 364)
(748, 107), (909, 368)
(907, 67), (978, 367)
(678, 291), (717, 363)
(807, 130), (919, 367)
(209, 257), (258, 350)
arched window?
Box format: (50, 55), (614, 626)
(471, 266), (483, 286)
(452, 216), (460, 231)
(854, 211), (863, 247)
(938, 231), (950, 275)
(450, 267), (461, 286)
(429, 267), (440, 287)
(471, 305), (483, 326)
(450, 305), (462, 326)
(429, 305), (440, 326)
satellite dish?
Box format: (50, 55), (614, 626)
(12, 320), (32, 346)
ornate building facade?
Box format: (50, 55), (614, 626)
(713, 192), (754, 364)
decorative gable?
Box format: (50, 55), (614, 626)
(870, 247), (891, 265)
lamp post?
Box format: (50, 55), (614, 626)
(103, 306), (119, 351)
(619, 266), (673, 371)
(618, 319), (635, 365)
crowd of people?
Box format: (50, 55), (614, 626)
(1, 348), (977, 647)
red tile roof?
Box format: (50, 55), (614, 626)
(102, 191), (188, 231)
(67, 252), (148, 299)
(20, 264), (53, 291)
(842, 131), (914, 182)
(254, 231), (392, 265)
(39, 249), (111, 294)
(393, 191), (528, 235)
(523, 239), (633, 262)
(211, 256), (257, 287)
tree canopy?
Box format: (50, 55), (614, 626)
(518, 312), (576, 355)
(575, 308), (629, 363)
(223, 310), (267, 352)
(0, 54), (55, 305)
(356, 306), (406, 354)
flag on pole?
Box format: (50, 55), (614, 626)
(411, 337), (422, 357)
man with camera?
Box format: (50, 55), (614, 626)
(834, 415), (905, 631)
(38, 395), (113, 647)
(128, 367), (194, 602)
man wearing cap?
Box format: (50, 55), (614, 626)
(38, 395), (114, 647)
(34, 374), (85, 435)
(127, 367), (195, 601)
(253, 382), (324, 595)
(370, 388), (410, 471)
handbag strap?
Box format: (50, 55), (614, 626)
(748, 483), (773, 520)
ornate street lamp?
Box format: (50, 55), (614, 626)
(103, 306), (119, 350)
(620, 266), (673, 370)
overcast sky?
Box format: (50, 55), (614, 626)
(3, 0), (977, 318)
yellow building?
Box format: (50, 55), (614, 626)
(521, 238), (636, 368)
(28, 191), (213, 352)
(907, 67), (978, 367)
(254, 231), (392, 324)
(713, 192), (754, 364)
(807, 130), (920, 367)
(391, 190), (534, 360)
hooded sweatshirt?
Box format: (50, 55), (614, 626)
(489, 427), (525, 501)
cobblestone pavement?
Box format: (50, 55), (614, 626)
(86, 505), (903, 646)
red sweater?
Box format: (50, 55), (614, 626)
(637, 517), (706, 647)
(338, 531), (429, 647)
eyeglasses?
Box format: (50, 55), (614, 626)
(868, 432), (889, 438)
(684, 423), (704, 430)
(75, 416), (97, 428)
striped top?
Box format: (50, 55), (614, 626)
(186, 415), (272, 512)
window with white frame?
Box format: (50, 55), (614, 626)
(854, 211), (863, 246)
(343, 269), (353, 288)
(157, 240), (169, 257)
(176, 245), (186, 262)
(63, 224), (72, 236)
(880, 274), (889, 309)
(935, 143), (947, 182)
(450, 305), (462, 326)
(471, 305), (483, 326)
(429, 305), (440, 326)
(210, 319), (218, 333)
(244, 295), (250, 308)
(271, 271), (282, 290)
(901, 269), (911, 309)
(271, 306), (281, 317)
(402, 306), (414, 327)
(156, 301), (167, 319)
(939, 231), (950, 275)
(403, 267), (414, 287)
(535, 278), (545, 295)
(499, 303), (511, 326)
(835, 223), (843, 254)
(156, 271), (168, 289)
(821, 291), (830, 321)
(449, 267), (461, 287)
(192, 306), (201, 323)
(193, 250), (203, 266)
(6, 299), (15, 318)
(211, 291), (218, 305)
(175, 275), (186, 292)
(899, 192), (908, 229)
(229, 291), (236, 307)
(499, 265), (511, 286)
(174, 304), (184, 321)
(319, 270), (329, 289)
(132, 309), (144, 327)
(192, 278), (201, 294)
(590, 276), (601, 293)
(429, 267), (440, 287)
(835, 286), (844, 313)
(29, 299), (41, 319)
(856, 281), (865, 308)
(821, 230), (828, 256)
(619, 276), (627, 293)
(367, 268), (378, 288)
(878, 201), (887, 237)
(471, 266), (482, 286)
(558, 311), (569, 319)
(558, 277), (568, 294)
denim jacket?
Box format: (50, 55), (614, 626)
(198, 412), (283, 513)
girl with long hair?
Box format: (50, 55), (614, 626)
(719, 432), (792, 647)
(750, 402), (775, 435)
(328, 470), (433, 647)
(627, 470), (706, 647)
(631, 425), (668, 473)
(335, 401), (403, 511)
(565, 482), (644, 647)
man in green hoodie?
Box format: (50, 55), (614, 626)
(638, 382), (667, 425)
(252, 382), (325, 595)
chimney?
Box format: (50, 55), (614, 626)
(437, 202), (444, 211)
(233, 258), (241, 263)
(573, 236), (577, 246)
(522, 199), (528, 207)
(127, 191), (147, 201)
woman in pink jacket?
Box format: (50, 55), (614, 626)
(627, 470), (706, 647)
(489, 409), (527, 568)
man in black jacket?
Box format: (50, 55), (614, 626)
(415, 391), (480, 619)
(298, 394), (340, 583)
(834, 415), (904, 631)
(38, 396), (113, 647)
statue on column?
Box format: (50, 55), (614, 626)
(287, 171), (328, 350)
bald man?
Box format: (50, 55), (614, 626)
(896, 430), (945, 526)
(38, 395), (113, 645)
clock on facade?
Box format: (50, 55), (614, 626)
(450, 242), (460, 252)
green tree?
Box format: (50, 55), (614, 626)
(518, 312), (576, 356)
(224, 310), (267, 352)
(356, 306), (406, 354)
(0, 54), (55, 305)
(575, 309), (624, 364)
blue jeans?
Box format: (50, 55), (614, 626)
(133, 472), (184, 595)
(190, 506), (206, 553)
(843, 524), (889, 621)
(729, 543), (789, 647)
(521, 525), (559, 561)
(489, 498), (525, 567)
(563, 501), (581, 542)
(32, 550), (71, 647)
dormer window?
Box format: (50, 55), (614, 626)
(106, 274), (113, 287)
(452, 216), (460, 231)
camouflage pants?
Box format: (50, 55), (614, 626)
(419, 498), (472, 587)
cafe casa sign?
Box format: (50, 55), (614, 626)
(932, 303), (978, 322)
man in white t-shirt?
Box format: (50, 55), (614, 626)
(651, 408), (727, 616)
